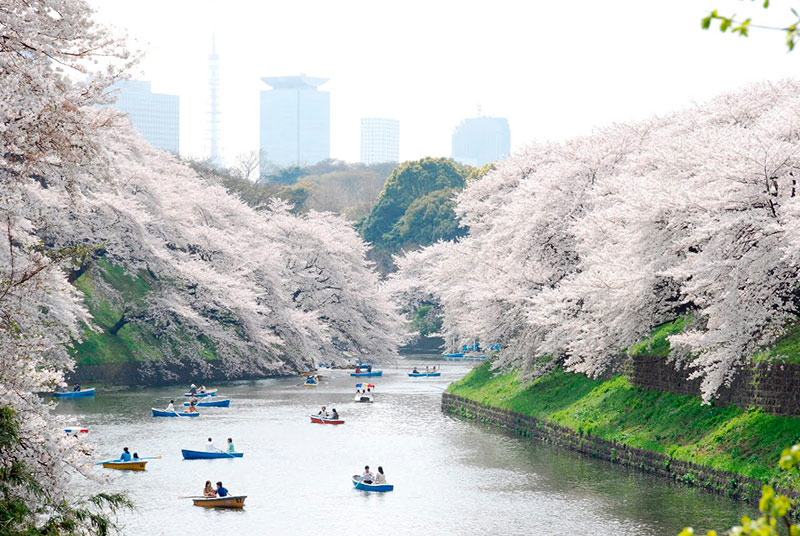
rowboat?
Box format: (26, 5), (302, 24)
(54, 388), (95, 398)
(183, 389), (217, 397)
(183, 399), (230, 407)
(443, 352), (464, 358)
(192, 495), (247, 509)
(181, 449), (243, 459)
(354, 394), (373, 403)
(152, 408), (200, 417)
(351, 371), (383, 377)
(310, 415), (344, 425)
(303, 378), (318, 387)
(408, 372), (441, 377)
(351, 475), (393, 492)
(102, 460), (147, 471)
(300, 371), (317, 377)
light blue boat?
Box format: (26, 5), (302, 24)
(183, 399), (230, 407)
(352, 475), (393, 492)
(408, 372), (441, 377)
(54, 388), (95, 398)
(351, 371), (383, 377)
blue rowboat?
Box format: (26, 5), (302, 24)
(408, 372), (441, 377)
(443, 353), (463, 358)
(183, 399), (230, 407)
(152, 408), (199, 417)
(181, 449), (243, 460)
(351, 371), (383, 377)
(352, 475), (393, 492)
(54, 388), (95, 398)
(183, 389), (217, 397)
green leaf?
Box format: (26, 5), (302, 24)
(720, 18), (732, 32)
(701, 15), (712, 30)
(763, 0), (770, 7)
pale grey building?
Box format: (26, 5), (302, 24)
(113, 80), (180, 154)
(451, 117), (510, 167)
(360, 117), (399, 164)
(259, 75), (330, 175)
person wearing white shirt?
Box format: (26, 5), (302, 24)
(205, 437), (217, 452)
(165, 400), (175, 412)
(374, 466), (386, 485)
(361, 465), (374, 484)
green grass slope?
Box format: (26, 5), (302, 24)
(448, 362), (800, 492)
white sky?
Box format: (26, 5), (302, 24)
(90, 0), (800, 166)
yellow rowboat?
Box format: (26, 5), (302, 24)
(192, 495), (247, 509)
(101, 460), (148, 471)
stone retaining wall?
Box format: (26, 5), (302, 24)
(627, 356), (800, 417)
(442, 392), (797, 503)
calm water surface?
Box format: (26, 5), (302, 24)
(55, 358), (749, 535)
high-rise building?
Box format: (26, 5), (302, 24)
(208, 34), (222, 166)
(113, 80), (180, 155)
(451, 117), (510, 167)
(259, 75), (330, 175)
(360, 118), (399, 164)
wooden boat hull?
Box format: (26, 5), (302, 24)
(352, 476), (393, 492)
(408, 373), (441, 377)
(183, 399), (230, 407)
(102, 461), (147, 471)
(181, 449), (244, 459)
(351, 371), (383, 377)
(354, 397), (373, 403)
(54, 388), (95, 398)
(183, 389), (217, 397)
(303, 382), (318, 387)
(310, 415), (344, 425)
(192, 495), (246, 509)
(152, 408), (200, 417)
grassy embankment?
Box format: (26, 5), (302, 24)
(71, 258), (219, 366)
(448, 320), (800, 492)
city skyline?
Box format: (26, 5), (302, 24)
(91, 0), (800, 166)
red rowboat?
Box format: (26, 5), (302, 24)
(310, 415), (344, 425)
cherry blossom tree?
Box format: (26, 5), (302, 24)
(394, 80), (800, 401)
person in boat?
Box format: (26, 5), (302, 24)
(189, 383), (197, 396)
(165, 399), (175, 412)
(318, 406), (328, 417)
(73, 384), (81, 392)
(331, 408), (339, 420)
(199, 385), (207, 394)
(132, 452), (139, 460)
(227, 437), (235, 454)
(120, 447), (132, 462)
(203, 480), (216, 498)
(374, 466), (386, 485)
(412, 367), (419, 374)
(205, 438), (216, 452)
(361, 465), (374, 484)
(186, 401), (198, 413)
(215, 481), (229, 498)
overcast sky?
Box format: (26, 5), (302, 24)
(91, 0), (800, 166)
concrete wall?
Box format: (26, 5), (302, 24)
(626, 356), (800, 417)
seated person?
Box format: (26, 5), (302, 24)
(205, 438), (216, 452)
(374, 466), (386, 485)
(189, 383), (197, 396)
(215, 481), (229, 497)
(186, 401), (198, 413)
(120, 447), (132, 462)
(203, 480), (216, 497)
(226, 437), (235, 454)
(165, 400), (175, 412)
(132, 452), (140, 460)
(73, 384), (81, 392)
(331, 408), (339, 419)
(318, 406), (328, 417)
(361, 465), (374, 484)
(412, 368), (419, 374)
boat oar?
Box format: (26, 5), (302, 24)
(177, 495), (207, 499)
(134, 456), (162, 461)
(216, 448), (235, 458)
(94, 459), (120, 465)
